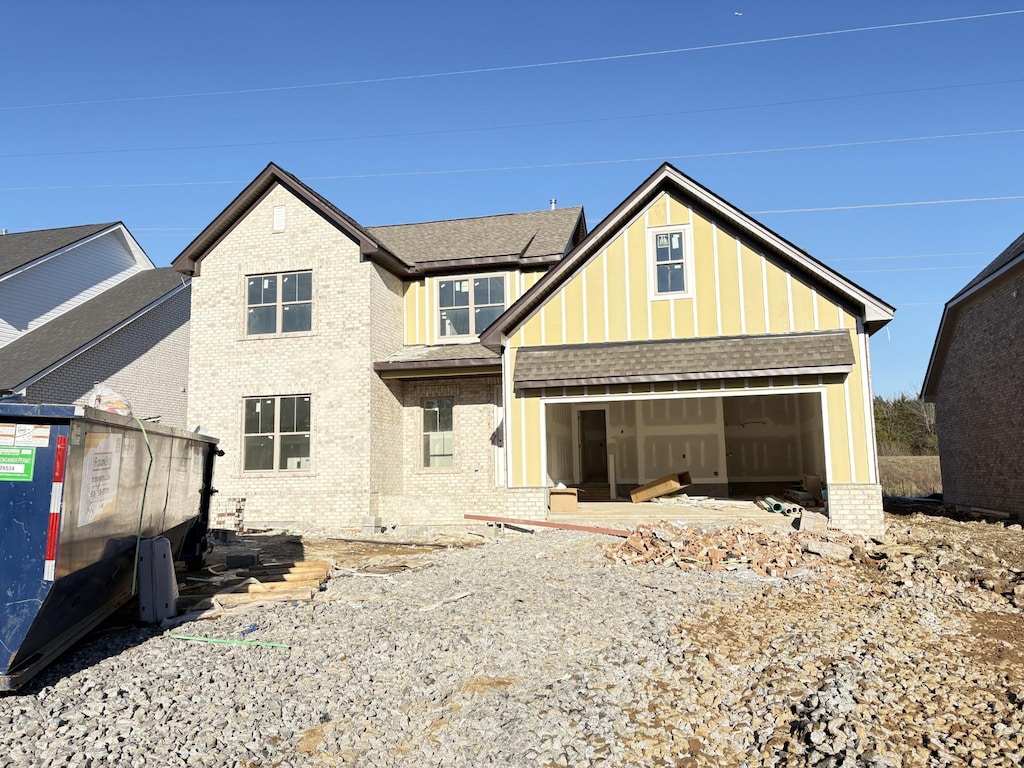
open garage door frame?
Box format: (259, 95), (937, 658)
(539, 384), (835, 497)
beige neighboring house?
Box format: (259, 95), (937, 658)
(0, 223), (191, 427)
(922, 230), (1024, 521)
(175, 162), (893, 536)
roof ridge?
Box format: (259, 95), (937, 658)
(367, 206), (583, 230)
(0, 222), (118, 237)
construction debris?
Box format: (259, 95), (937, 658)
(629, 471), (693, 503)
(603, 522), (864, 578)
(176, 559), (332, 614)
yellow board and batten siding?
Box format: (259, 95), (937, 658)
(507, 191), (872, 488)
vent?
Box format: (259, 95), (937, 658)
(273, 205), (286, 232)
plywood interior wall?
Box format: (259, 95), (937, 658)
(545, 403), (573, 485)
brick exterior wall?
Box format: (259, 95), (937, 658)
(827, 483), (885, 538)
(934, 269), (1024, 520)
(377, 375), (547, 530)
(187, 184), (404, 532)
(26, 286), (190, 428)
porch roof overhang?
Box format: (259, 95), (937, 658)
(513, 330), (854, 391)
(374, 342), (502, 379)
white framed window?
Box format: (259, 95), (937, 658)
(422, 397), (454, 467)
(647, 225), (693, 299)
(246, 271), (312, 335)
(243, 395), (311, 471)
(438, 275), (505, 338)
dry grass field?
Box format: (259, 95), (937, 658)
(878, 455), (942, 497)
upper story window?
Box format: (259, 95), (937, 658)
(647, 226), (692, 298)
(438, 275), (505, 338)
(247, 271), (312, 335)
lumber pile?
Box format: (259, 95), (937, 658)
(603, 522), (861, 579)
(177, 560), (332, 612)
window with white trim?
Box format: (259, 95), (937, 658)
(422, 397), (454, 467)
(438, 275), (505, 337)
(243, 395), (311, 471)
(246, 271), (312, 335)
(648, 227), (690, 296)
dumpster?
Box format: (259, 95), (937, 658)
(1, 403), (219, 691)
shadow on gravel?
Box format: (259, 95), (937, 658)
(5, 621), (159, 698)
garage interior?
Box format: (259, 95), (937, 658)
(544, 392), (827, 505)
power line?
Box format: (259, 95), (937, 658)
(846, 265), (978, 274)
(751, 194), (1024, 214)
(5, 128), (1024, 195)
(8, 114), (1024, 162)
(829, 251), (989, 262)
(4, 10), (1021, 112)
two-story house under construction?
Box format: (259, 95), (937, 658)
(174, 163), (893, 536)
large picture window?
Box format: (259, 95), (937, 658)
(438, 275), (505, 337)
(243, 395), (311, 471)
(647, 227), (691, 297)
(422, 397), (453, 467)
(247, 271), (312, 335)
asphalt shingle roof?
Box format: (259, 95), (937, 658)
(0, 223), (116, 277)
(373, 343), (501, 374)
(513, 331), (855, 389)
(954, 230), (1024, 298)
(367, 207), (583, 265)
(0, 269), (187, 391)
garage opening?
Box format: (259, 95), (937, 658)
(544, 392), (827, 504)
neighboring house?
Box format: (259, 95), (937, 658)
(922, 231), (1024, 521)
(175, 162), (893, 536)
(0, 224), (191, 428)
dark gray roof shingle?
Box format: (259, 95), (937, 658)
(373, 343), (500, 375)
(368, 207), (583, 266)
(0, 269), (187, 391)
(0, 223), (116, 277)
(513, 331), (855, 389)
(954, 230), (1024, 298)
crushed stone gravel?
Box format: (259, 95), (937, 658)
(2, 514), (1023, 767)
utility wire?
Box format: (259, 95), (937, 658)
(3, 9), (1021, 111)
(5, 126), (1023, 193)
(4, 77), (1023, 161)
(751, 195), (1024, 214)
(828, 251), (989, 262)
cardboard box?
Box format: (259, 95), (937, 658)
(629, 471), (693, 503)
(549, 487), (579, 513)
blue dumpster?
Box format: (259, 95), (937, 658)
(1, 403), (219, 691)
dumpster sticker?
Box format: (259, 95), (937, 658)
(0, 446), (35, 481)
(0, 423), (50, 447)
(78, 433), (122, 526)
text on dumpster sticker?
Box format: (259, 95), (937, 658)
(78, 432), (122, 526)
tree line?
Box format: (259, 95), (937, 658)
(873, 394), (938, 456)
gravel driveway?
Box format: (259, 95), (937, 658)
(2, 515), (1022, 767)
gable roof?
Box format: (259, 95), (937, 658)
(0, 268), (188, 393)
(174, 163), (586, 279)
(367, 207), (586, 274)
(480, 163), (895, 350)
(0, 222), (117, 277)
(922, 229), (1024, 400)
(173, 163), (410, 278)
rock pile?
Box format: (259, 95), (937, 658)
(603, 522), (863, 577)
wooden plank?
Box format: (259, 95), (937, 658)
(464, 514), (629, 538)
(629, 471), (693, 503)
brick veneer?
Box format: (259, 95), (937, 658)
(27, 287), (190, 428)
(933, 269), (1024, 520)
(826, 483), (885, 538)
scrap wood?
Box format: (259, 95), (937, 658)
(419, 591), (472, 612)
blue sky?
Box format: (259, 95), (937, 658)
(3, 1), (1023, 397)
